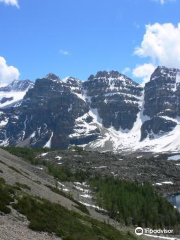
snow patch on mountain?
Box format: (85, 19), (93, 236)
(0, 79), (34, 108)
(84, 90), (150, 152)
(82, 87), (180, 153)
(1, 68), (180, 153)
(0, 118), (8, 127)
(176, 72), (180, 83)
(136, 121), (180, 152)
(0, 92), (27, 108)
(85, 118), (180, 153)
(44, 132), (54, 148)
(69, 112), (99, 139)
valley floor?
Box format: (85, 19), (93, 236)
(1, 147), (180, 239)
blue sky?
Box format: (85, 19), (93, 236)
(0, 0), (180, 85)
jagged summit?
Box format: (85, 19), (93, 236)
(96, 70), (125, 79)
(0, 79), (34, 92)
(156, 66), (180, 71)
(89, 70), (127, 80)
(0, 79), (34, 109)
(44, 73), (60, 81)
(65, 76), (81, 84)
(87, 70), (139, 88)
(150, 66), (180, 82)
(65, 77), (82, 94)
(1, 66), (180, 152)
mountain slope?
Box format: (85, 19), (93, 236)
(1, 147), (180, 239)
(0, 79), (34, 109)
(0, 147), (146, 240)
(84, 67), (180, 153)
(0, 67), (180, 152)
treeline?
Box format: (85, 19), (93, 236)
(3, 147), (180, 230)
(0, 177), (14, 214)
(2, 147), (49, 165)
(90, 177), (180, 229)
(3, 147), (89, 182)
(0, 177), (136, 240)
(43, 161), (89, 182)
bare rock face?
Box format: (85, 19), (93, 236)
(144, 66), (180, 118)
(140, 117), (177, 140)
(141, 66), (180, 140)
(1, 67), (180, 151)
(83, 71), (142, 130)
(0, 79), (34, 92)
(1, 75), (89, 149)
(65, 77), (83, 94)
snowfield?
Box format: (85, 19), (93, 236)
(0, 91), (27, 108)
(72, 89), (180, 153)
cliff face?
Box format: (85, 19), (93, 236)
(83, 71), (142, 130)
(1, 75), (89, 148)
(141, 66), (180, 141)
(0, 67), (180, 153)
(144, 66), (180, 118)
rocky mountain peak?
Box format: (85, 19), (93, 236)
(96, 70), (122, 79)
(44, 73), (60, 81)
(87, 70), (139, 88)
(0, 79), (34, 92)
(150, 66), (180, 82)
(141, 66), (180, 142)
(85, 70), (142, 96)
(65, 77), (82, 94)
(0, 79), (34, 109)
(1, 66), (180, 152)
(65, 77), (81, 85)
(83, 70), (142, 131)
(89, 70), (124, 80)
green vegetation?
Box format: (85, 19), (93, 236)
(89, 177), (180, 229)
(15, 182), (31, 190)
(12, 195), (136, 240)
(43, 161), (89, 182)
(3, 147), (88, 182)
(0, 178), (14, 214)
(2, 147), (49, 165)
(74, 201), (89, 215)
(44, 162), (73, 181)
(69, 145), (84, 154)
(3, 147), (180, 231)
(8, 166), (22, 174)
(0, 175), (138, 240)
(45, 184), (89, 215)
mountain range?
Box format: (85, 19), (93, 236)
(0, 66), (180, 153)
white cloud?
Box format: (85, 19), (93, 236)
(158, 0), (165, 4)
(153, 0), (176, 4)
(134, 23), (180, 68)
(0, 56), (20, 86)
(0, 0), (19, 8)
(122, 67), (131, 75)
(59, 49), (69, 55)
(132, 63), (156, 85)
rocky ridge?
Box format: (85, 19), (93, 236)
(0, 66), (180, 152)
(0, 79), (34, 109)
